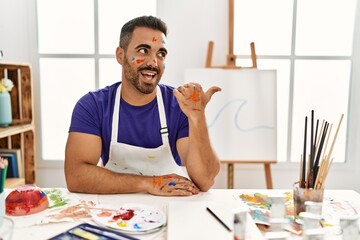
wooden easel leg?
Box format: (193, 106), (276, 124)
(250, 42), (257, 68)
(205, 41), (214, 68)
(264, 164), (273, 189)
(227, 163), (234, 189)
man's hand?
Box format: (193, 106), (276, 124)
(173, 82), (221, 116)
(147, 174), (200, 196)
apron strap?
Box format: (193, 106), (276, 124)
(156, 86), (169, 138)
(111, 84), (121, 141)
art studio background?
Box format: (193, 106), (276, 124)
(1, 0), (360, 192)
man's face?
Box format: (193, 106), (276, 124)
(121, 27), (167, 94)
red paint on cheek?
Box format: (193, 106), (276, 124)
(136, 59), (145, 64)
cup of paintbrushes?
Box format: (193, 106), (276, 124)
(293, 182), (324, 216)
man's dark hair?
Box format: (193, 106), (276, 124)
(119, 16), (168, 50)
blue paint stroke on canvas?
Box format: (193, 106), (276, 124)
(207, 98), (274, 132)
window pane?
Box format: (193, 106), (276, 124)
(98, 0), (156, 54)
(296, 0), (357, 56)
(291, 60), (350, 163)
(37, 0), (94, 54)
(234, 0), (293, 55)
(237, 59), (291, 162)
(99, 58), (122, 88)
(39, 58), (95, 160)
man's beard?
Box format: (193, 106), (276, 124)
(123, 57), (162, 94)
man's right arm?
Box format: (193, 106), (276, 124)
(64, 132), (199, 195)
(65, 132), (149, 194)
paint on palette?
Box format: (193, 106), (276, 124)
(133, 223), (142, 229)
(113, 209), (135, 221)
(118, 221), (127, 227)
(97, 211), (112, 217)
(91, 204), (166, 232)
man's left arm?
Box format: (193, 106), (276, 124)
(174, 83), (221, 191)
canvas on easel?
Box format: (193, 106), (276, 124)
(184, 68), (277, 161)
(183, 0), (278, 189)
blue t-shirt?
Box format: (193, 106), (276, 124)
(69, 82), (189, 166)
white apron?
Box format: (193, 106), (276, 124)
(104, 84), (189, 178)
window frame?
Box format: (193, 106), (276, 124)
(233, 0), (357, 168)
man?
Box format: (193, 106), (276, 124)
(65, 16), (221, 196)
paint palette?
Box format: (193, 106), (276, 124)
(91, 203), (166, 234)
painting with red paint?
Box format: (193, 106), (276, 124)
(91, 203), (166, 234)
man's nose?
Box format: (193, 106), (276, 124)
(146, 54), (158, 67)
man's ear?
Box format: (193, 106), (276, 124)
(116, 47), (124, 65)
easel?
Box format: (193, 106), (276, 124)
(205, 0), (276, 189)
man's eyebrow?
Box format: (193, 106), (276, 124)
(159, 47), (168, 54)
(135, 44), (151, 50)
(134, 44), (167, 54)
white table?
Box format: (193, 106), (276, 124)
(4, 189), (360, 240)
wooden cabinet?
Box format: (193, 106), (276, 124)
(0, 63), (36, 187)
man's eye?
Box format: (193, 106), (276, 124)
(158, 52), (166, 58)
(139, 48), (147, 54)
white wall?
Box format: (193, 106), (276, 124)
(157, 0), (228, 87)
(1, 0), (359, 191)
(0, 0), (34, 63)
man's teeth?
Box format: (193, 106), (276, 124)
(142, 72), (156, 77)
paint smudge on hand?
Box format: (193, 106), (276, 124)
(168, 182), (177, 187)
(188, 90), (200, 102)
(152, 176), (163, 188)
